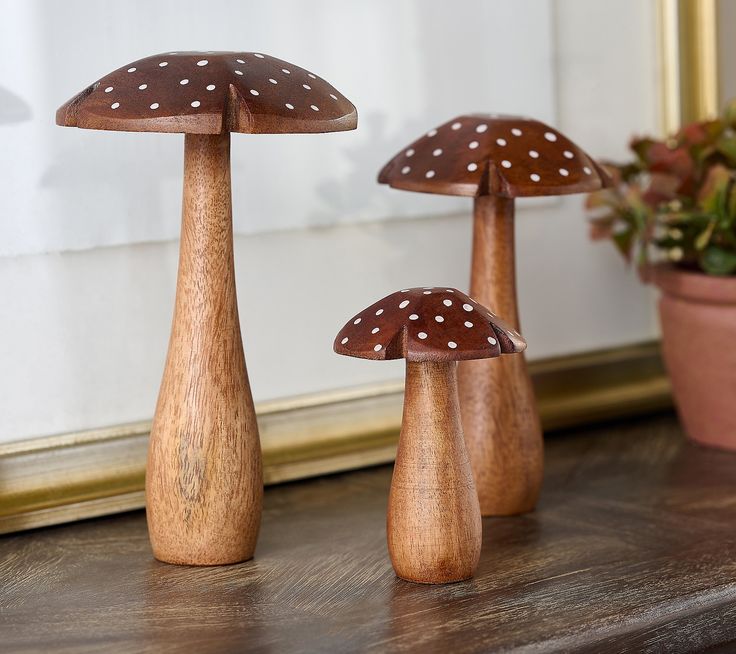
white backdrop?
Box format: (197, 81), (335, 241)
(0, 0), (661, 442)
(0, 0), (555, 255)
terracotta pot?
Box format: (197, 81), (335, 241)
(649, 263), (736, 450)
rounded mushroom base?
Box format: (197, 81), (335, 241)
(151, 546), (256, 567)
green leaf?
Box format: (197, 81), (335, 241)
(612, 228), (635, 261)
(694, 220), (716, 250)
(700, 246), (736, 275)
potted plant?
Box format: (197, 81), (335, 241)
(587, 100), (736, 451)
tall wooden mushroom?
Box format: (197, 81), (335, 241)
(57, 52), (357, 565)
(334, 287), (526, 583)
(378, 116), (610, 516)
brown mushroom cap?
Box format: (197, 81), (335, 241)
(378, 114), (611, 198)
(334, 287), (526, 363)
(56, 52), (357, 135)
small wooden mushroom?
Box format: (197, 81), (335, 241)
(378, 116), (610, 517)
(334, 287), (525, 584)
(58, 52), (357, 565)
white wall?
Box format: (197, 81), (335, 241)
(0, 0), (660, 443)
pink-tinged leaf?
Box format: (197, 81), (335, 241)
(642, 173), (680, 207)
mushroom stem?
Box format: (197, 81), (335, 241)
(146, 131), (262, 565)
(458, 194), (543, 516)
(388, 360), (481, 584)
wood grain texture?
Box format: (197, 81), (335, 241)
(3, 413), (736, 653)
(388, 361), (481, 583)
(378, 114), (611, 198)
(458, 195), (544, 516)
(56, 52), (357, 135)
(146, 132), (262, 565)
(333, 287), (525, 362)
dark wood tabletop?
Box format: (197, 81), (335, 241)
(2, 412), (736, 653)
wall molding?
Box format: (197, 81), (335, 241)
(0, 341), (671, 534)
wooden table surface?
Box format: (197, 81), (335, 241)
(2, 412), (736, 653)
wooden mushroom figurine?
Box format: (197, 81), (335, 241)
(57, 52), (357, 565)
(334, 287), (525, 583)
(378, 116), (611, 517)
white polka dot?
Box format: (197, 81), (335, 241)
(529, 150), (539, 158)
(463, 304), (473, 312)
(197, 60), (208, 67)
(269, 78), (278, 84)
(150, 103), (159, 110)
(127, 67), (136, 73)
(285, 103), (294, 110)
(206, 84), (216, 91)
(371, 327), (380, 334)
(246, 90), (257, 97)
(235, 70), (243, 76)
(409, 314), (419, 320)
(401, 289), (410, 292)
(236, 59), (245, 64)
(448, 341), (457, 349)
(425, 170), (435, 179)
(496, 138), (507, 146)
(564, 150), (574, 159)
(443, 299), (452, 307)
(159, 61), (168, 67)
(446, 289), (455, 292)
(282, 68), (291, 74)
(584, 166), (592, 175)
(451, 122), (462, 130)
(433, 148), (443, 156)
(423, 290), (432, 295)
(308, 73), (317, 79)
(464, 321), (473, 328)
(138, 84), (147, 90)
(310, 104), (319, 111)
(469, 141), (479, 149)
(418, 332), (428, 340)
(467, 163), (478, 172)
(303, 84), (311, 90)
(104, 86), (113, 93)
(374, 344), (382, 352)
(476, 124), (488, 133)
(530, 173), (540, 182)
(399, 300), (410, 309)
(376, 309), (384, 315)
(559, 168), (569, 177)
(341, 337), (348, 345)
(544, 132), (557, 142)
(488, 337), (497, 345)
(329, 93), (338, 100)
(501, 160), (512, 169)
(191, 101), (201, 108)
(254, 53), (265, 58)
(401, 166), (411, 174)
(511, 128), (522, 136)
(435, 316), (444, 323)
(406, 148), (415, 157)
(353, 318), (361, 325)
(427, 128), (438, 137)
(111, 102), (120, 109)
(180, 79), (189, 85)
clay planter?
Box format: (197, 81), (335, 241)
(649, 263), (736, 450)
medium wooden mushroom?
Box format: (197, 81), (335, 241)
(334, 287), (526, 584)
(57, 52), (357, 565)
(378, 115), (611, 516)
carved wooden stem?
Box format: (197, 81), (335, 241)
(388, 360), (481, 584)
(457, 195), (543, 516)
(146, 132), (262, 565)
